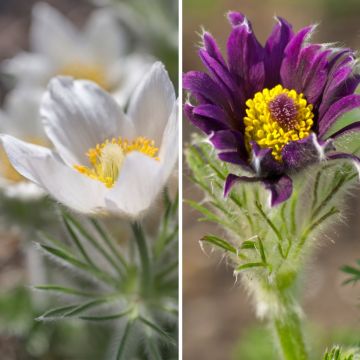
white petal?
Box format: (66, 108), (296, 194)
(84, 8), (126, 66)
(1, 135), (106, 213)
(31, 3), (79, 65)
(110, 54), (154, 107)
(105, 152), (162, 217)
(2, 52), (54, 86)
(158, 100), (179, 182)
(1, 134), (52, 184)
(2, 86), (46, 139)
(127, 62), (175, 145)
(41, 77), (133, 166)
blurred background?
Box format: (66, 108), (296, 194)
(0, 0), (177, 359)
(183, 0), (360, 359)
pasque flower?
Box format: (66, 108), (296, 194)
(184, 12), (360, 206)
(2, 2), (152, 106)
(1, 62), (178, 217)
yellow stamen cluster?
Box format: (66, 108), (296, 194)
(74, 137), (159, 188)
(59, 62), (109, 90)
(244, 84), (314, 161)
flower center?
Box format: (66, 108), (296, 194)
(74, 137), (159, 188)
(59, 62), (109, 90)
(244, 85), (314, 161)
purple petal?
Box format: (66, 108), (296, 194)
(281, 134), (333, 170)
(265, 17), (294, 87)
(329, 121), (360, 139)
(218, 151), (251, 170)
(226, 16), (265, 97)
(202, 32), (227, 68)
(280, 25), (316, 90)
(210, 129), (245, 151)
(183, 71), (231, 110)
(301, 47), (331, 105)
(319, 51), (359, 117)
(184, 103), (229, 134)
(263, 175), (293, 206)
(224, 173), (259, 197)
(227, 11), (246, 27)
(199, 48), (238, 100)
(250, 142), (284, 176)
(318, 94), (360, 138)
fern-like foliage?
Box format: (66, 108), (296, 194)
(341, 260), (360, 285)
(33, 190), (178, 359)
(323, 345), (360, 360)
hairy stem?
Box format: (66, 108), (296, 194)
(271, 292), (308, 360)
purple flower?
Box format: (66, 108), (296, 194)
(184, 12), (360, 206)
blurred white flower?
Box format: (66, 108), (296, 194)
(1, 62), (178, 217)
(93, 0), (178, 52)
(0, 87), (45, 200)
(2, 2), (152, 106)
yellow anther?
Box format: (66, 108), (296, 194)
(74, 136), (159, 188)
(244, 84), (314, 161)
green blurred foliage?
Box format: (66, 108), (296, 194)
(232, 324), (360, 360)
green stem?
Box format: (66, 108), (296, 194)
(131, 222), (151, 295)
(271, 293), (308, 360)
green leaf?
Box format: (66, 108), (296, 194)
(139, 316), (176, 346)
(116, 320), (134, 360)
(341, 261), (360, 285)
(80, 308), (132, 321)
(185, 199), (239, 233)
(34, 285), (100, 298)
(201, 234), (237, 254)
(37, 243), (117, 286)
(36, 298), (109, 321)
(62, 212), (95, 267)
(241, 241), (257, 249)
(64, 212), (124, 275)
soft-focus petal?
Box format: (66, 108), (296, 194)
(2, 182), (45, 201)
(84, 8), (126, 66)
(2, 52), (54, 86)
(31, 3), (79, 65)
(110, 54), (153, 107)
(127, 62), (175, 145)
(41, 77), (132, 166)
(1, 86), (45, 139)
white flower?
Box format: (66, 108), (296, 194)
(2, 2), (152, 106)
(1, 62), (178, 217)
(0, 87), (45, 200)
